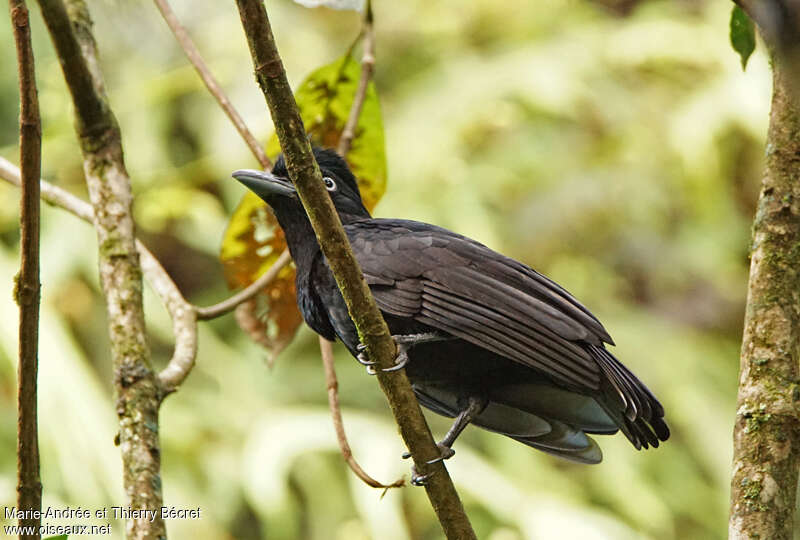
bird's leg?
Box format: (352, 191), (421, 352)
(405, 396), (487, 486)
(362, 332), (452, 375)
(435, 395), (488, 459)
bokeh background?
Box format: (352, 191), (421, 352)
(0, 0), (776, 538)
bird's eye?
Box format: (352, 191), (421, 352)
(323, 176), (336, 191)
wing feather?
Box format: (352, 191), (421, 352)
(420, 295), (595, 388)
(424, 281), (596, 370)
(345, 219), (668, 450)
(350, 220), (610, 391)
(425, 266), (594, 342)
(422, 283), (599, 385)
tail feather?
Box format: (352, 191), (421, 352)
(410, 340), (670, 462)
(588, 344), (670, 449)
(514, 428), (603, 464)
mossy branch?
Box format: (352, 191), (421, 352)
(233, 1), (476, 537)
(35, 0), (166, 537)
(728, 45), (800, 540)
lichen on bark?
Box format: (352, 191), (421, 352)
(37, 0), (166, 538)
(729, 50), (800, 540)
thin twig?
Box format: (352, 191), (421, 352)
(10, 0), (42, 536)
(234, 1), (476, 537)
(0, 157), (202, 395)
(0, 158), (287, 394)
(196, 249), (291, 320)
(152, 0), (271, 169)
(1, 158), (92, 219)
(145, 252), (198, 392)
(319, 337), (404, 490)
(153, 0), (293, 327)
(337, 0), (374, 157)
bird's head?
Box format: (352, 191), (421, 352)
(232, 147), (370, 225)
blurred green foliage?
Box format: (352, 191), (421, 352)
(0, 0), (775, 538)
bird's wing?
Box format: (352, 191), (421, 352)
(346, 219), (612, 390)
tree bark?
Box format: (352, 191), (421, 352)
(35, 1), (166, 538)
(234, 1), (477, 538)
(10, 0), (43, 537)
(729, 51), (800, 540)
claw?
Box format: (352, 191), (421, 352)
(401, 444), (455, 462)
(432, 446), (455, 462)
(358, 344), (408, 373)
(402, 443), (455, 486)
(357, 333), (451, 375)
(356, 343), (377, 374)
(381, 349), (409, 372)
(411, 466), (434, 486)
(356, 352), (376, 367)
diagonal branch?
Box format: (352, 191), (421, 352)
(196, 249), (291, 320)
(153, 0), (394, 491)
(152, 0), (292, 328)
(234, 1), (476, 537)
(10, 0), (43, 536)
(0, 155), (292, 396)
(0, 158), (197, 395)
(152, 0), (271, 169)
(337, 0), (374, 158)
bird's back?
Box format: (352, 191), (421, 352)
(301, 217), (668, 462)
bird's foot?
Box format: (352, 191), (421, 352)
(380, 345), (410, 372)
(401, 444), (456, 462)
(357, 332), (450, 375)
(411, 465), (434, 486)
(364, 351), (409, 375)
(356, 335), (418, 375)
(355, 343), (376, 368)
(403, 443), (455, 486)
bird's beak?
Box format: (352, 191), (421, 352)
(231, 169), (296, 198)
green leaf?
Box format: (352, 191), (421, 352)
(266, 53), (387, 211)
(730, 6), (756, 70)
(221, 50), (387, 361)
(44, 536), (68, 540)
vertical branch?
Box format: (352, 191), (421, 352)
(729, 43), (800, 540)
(234, 1), (476, 537)
(35, 1), (166, 538)
(10, 0), (42, 537)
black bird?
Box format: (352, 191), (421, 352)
(233, 148), (669, 468)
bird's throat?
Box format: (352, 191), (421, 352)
(272, 205), (321, 275)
